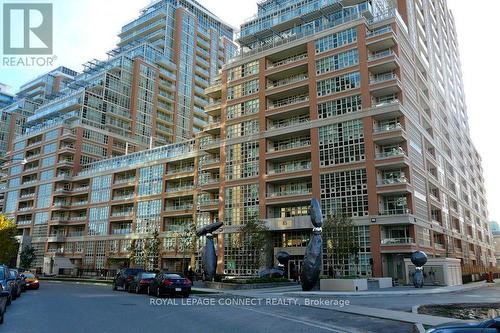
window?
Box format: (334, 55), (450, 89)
(226, 119), (259, 138)
(319, 120), (365, 166)
(34, 212), (49, 224)
(227, 80), (259, 100)
(318, 95), (362, 119)
(10, 165), (22, 176)
(317, 72), (360, 97)
(5, 190), (19, 213)
(138, 164), (164, 196)
(43, 142), (57, 154)
(45, 129), (59, 141)
(42, 156), (56, 168)
(225, 141), (259, 180)
(88, 206), (109, 236)
(90, 175), (112, 203)
(9, 177), (20, 187)
(136, 200), (161, 233)
(228, 61), (259, 81)
(316, 49), (359, 75)
(226, 99), (259, 119)
(13, 141), (25, 151)
(40, 170), (54, 180)
(320, 169), (368, 217)
(315, 28), (357, 53)
(37, 184), (52, 208)
(224, 184), (259, 226)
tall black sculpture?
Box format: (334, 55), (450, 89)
(300, 199), (323, 291)
(259, 251), (290, 278)
(196, 221), (223, 281)
(411, 251), (427, 288)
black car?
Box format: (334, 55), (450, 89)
(112, 268), (144, 291)
(148, 272), (192, 298)
(0, 266), (13, 305)
(426, 317), (500, 332)
(128, 272), (157, 294)
(8, 270), (23, 297)
(0, 284), (8, 324)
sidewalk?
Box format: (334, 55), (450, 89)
(283, 280), (498, 297)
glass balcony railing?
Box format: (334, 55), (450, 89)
(268, 53), (308, 69)
(378, 176), (407, 185)
(267, 74), (308, 89)
(380, 237), (414, 245)
(370, 72), (397, 84)
(374, 122), (401, 133)
(376, 148), (406, 159)
(380, 207), (411, 215)
(269, 115), (310, 129)
(165, 204), (193, 211)
(268, 187), (312, 198)
(270, 138), (311, 152)
(268, 94), (309, 109)
(269, 161), (311, 174)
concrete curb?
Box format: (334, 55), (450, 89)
(412, 305), (426, 333)
(40, 278), (112, 286)
(283, 280), (497, 297)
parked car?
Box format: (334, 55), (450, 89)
(426, 317), (500, 332)
(0, 284), (8, 324)
(0, 265), (13, 305)
(8, 270), (23, 298)
(21, 272), (39, 290)
(112, 268), (144, 291)
(128, 272), (157, 294)
(148, 272), (192, 298)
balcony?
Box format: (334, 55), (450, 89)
(114, 178), (136, 186)
(267, 74), (308, 91)
(267, 187), (312, 198)
(267, 53), (308, 70)
(164, 204), (193, 214)
(166, 185), (194, 193)
(267, 94), (309, 111)
(268, 161), (311, 176)
(167, 166), (195, 175)
(199, 199), (219, 211)
(367, 50), (399, 75)
(370, 73), (401, 97)
(379, 207), (411, 215)
(268, 114), (310, 130)
(111, 211), (134, 218)
(366, 26), (396, 52)
(113, 195), (134, 202)
(381, 237), (414, 245)
(47, 234), (66, 243)
(434, 243), (445, 250)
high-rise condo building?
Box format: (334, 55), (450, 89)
(1, 0), (235, 271)
(199, 0), (494, 277)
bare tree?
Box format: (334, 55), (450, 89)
(323, 214), (359, 277)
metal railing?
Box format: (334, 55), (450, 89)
(381, 237), (414, 245)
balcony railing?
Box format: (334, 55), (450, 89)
(267, 74), (308, 89)
(378, 177), (407, 185)
(434, 243), (445, 250)
(114, 178), (136, 185)
(368, 49), (394, 61)
(268, 53), (308, 69)
(165, 204), (193, 211)
(381, 237), (414, 245)
(268, 188), (312, 198)
(380, 208), (411, 215)
(376, 149), (406, 159)
(167, 185), (194, 193)
(269, 161), (311, 174)
(270, 138), (311, 152)
(370, 73), (397, 84)
(199, 199), (219, 206)
(111, 211), (134, 217)
(168, 166), (195, 175)
(374, 123), (402, 133)
(367, 26), (393, 38)
(268, 94), (309, 109)
(269, 115), (310, 129)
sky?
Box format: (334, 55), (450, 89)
(0, 0), (498, 222)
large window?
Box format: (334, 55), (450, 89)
(224, 184), (259, 226)
(90, 175), (112, 203)
(225, 141), (259, 180)
(316, 49), (359, 75)
(226, 119), (259, 139)
(4, 190), (19, 213)
(315, 27), (357, 53)
(317, 72), (360, 97)
(36, 184), (52, 208)
(88, 206), (109, 236)
(43, 142), (57, 154)
(138, 164), (163, 196)
(319, 120), (365, 166)
(34, 212), (49, 224)
(228, 61), (259, 81)
(320, 169), (368, 217)
(227, 80), (259, 100)
(318, 95), (362, 119)
(226, 99), (259, 119)
(41, 156), (56, 168)
(136, 200), (161, 233)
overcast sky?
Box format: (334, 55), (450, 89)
(1, 0), (498, 223)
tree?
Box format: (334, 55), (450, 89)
(322, 214), (360, 278)
(129, 239), (137, 268)
(239, 217), (270, 271)
(0, 215), (19, 266)
(176, 225), (196, 272)
(143, 230), (161, 271)
(19, 245), (36, 270)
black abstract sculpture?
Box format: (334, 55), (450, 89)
(196, 221), (223, 281)
(300, 199), (323, 291)
(259, 251), (290, 278)
(411, 251), (427, 288)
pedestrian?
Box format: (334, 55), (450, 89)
(188, 266), (195, 282)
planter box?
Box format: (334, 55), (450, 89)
(320, 278), (368, 291)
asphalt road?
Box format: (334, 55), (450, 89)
(0, 281), (417, 333)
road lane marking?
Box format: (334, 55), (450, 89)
(239, 306), (367, 333)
